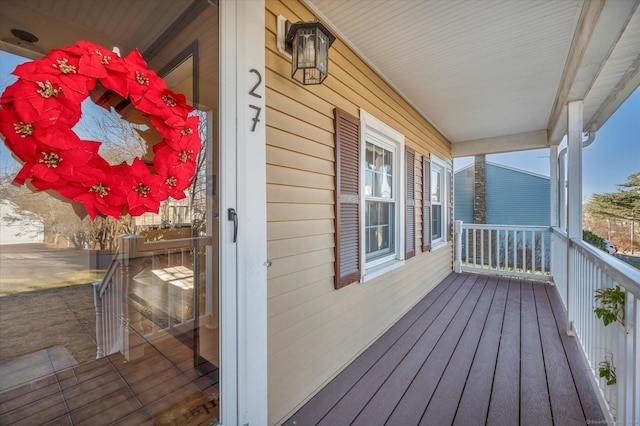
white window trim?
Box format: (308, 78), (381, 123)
(430, 155), (451, 251)
(360, 109), (405, 281)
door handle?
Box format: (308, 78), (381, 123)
(227, 208), (238, 243)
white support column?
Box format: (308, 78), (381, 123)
(454, 220), (463, 273)
(567, 100), (583, 240)
(566, 100), (583, 335)
(559, 149), (567, 231)
(549, 144), (559, 285)
(550, 145), (559, 228)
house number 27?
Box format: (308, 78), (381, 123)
(249, 69), (262, 132)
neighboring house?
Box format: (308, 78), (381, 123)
(0, 1), (638, 425)
(455, 156), (550, 226)
(0, 200), (44, 245)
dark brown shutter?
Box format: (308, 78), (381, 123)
(447, 168), (453, 242)
(334, 108), (361, 289)
(405, 147), (415, 259)
(422, 155), (432, 252)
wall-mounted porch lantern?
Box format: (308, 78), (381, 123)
(282, 19), (336, 85)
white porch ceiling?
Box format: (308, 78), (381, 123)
(305, 0), (640, 156)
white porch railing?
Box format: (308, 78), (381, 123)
(93, 234), (212, 360)
(454, 221), (551, 281)
(551, 227), (640, 424)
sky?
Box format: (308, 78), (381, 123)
(454, 86), (640, 200)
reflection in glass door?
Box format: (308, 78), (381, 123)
(0, 1), (221, 424)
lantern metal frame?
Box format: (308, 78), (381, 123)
(284, 20), (336, 85)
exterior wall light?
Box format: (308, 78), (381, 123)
(284, 20), (336, 85)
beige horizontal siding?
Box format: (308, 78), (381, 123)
(267, 247), (334, 279)
(268, 219), (334, 241)
(267, 127), (334, 160)
(267, 203), (334, 222)
(268, 234), (335, 260)
(265, 1), (454, 424)
(267, 145), (334, 175)
(268, 262), (335, 299)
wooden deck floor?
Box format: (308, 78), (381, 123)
(0, 334), (219, 425)
(284, 273), (606, 426)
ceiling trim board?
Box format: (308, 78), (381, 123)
(590, 57), (640, 131)
(547, 0), (605, 144)
(451, 130), (549, 158)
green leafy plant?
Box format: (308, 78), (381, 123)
(594, 285), (625, 326)
(583, 230), (607, 252)
(599, 353), (617, 386)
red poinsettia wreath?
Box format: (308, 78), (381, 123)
(0, 40), (201, 219)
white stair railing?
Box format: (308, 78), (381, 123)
(93, 234), (212, 360)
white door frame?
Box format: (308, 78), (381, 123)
(219, 1), (267, 425)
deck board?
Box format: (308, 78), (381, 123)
(545, 285), (606, 424)
(316, 274), (477, 425)
(355, 274), (481, 424)
(289, 273), (460, 424)
(453, 276), (509, 425)
(285, 273), (606, 426)
(418, 275), (496, 425)
(487, 278), (521, 425)
(520, 281), (553, 425)
(385, 275), (487, 425)
(534, 283), (588, 426)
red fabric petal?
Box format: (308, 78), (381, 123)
(124, 49), (166, 104)
(13, 164), (32, 185)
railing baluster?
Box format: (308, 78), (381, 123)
(540, 231), (545, 275)
(488, 229), (493, 270)
(479, 229), (483, 269)
(512, 229), (517, 272)
(472, 228), (476, 268)
(521, 230), (526, 273)
(464, 229), (469, 266)
(532, 231), (536, 273)
(504, 229), (508, 271)
(497, 229), (501, 270)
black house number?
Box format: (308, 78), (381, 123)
(249, 69), (262, 132)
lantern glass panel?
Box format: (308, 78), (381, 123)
(316, 30), (328, 74)
(291, 24), (330, 85)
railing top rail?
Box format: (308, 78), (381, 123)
(459, 223), (550, 232)
(550, 226), (569, 241)
(138, 235), (213, 253)
(97, 249), (121, 296)
(570, 237), (640, 297)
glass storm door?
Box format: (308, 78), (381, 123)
(0, 1), (226, 424)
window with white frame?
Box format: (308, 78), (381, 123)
(431, 156), (449, 246)
(361, 110), (404, 273)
